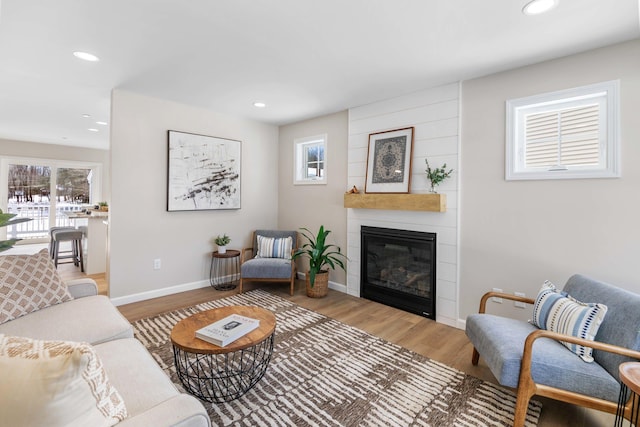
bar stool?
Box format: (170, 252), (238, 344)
(48, 226), (76, 259)
(51, 229), (84, 272)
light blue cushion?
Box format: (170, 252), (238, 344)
(240, 258), (292, 279)
(563, 274), (640, 382)
(466, 313), (621, 402)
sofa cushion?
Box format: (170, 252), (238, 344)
(94, 338), (181, 418)
(241, 257), (293, 279)
(466, 313), (621, 402)
(0, 249), (73, 324)
(256, 235), (292, 259)
(531, 280), (608, 362)
(0, 334), (128, 427)
(0, 295), (133, 345)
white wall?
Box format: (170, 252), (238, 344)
(278, 111), (349, 288)
(347, 83), (460, 327)
(109, 90), (279, 302)
(459, 39), (640, 321)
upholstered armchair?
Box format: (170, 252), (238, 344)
(466, 275), (640, 427)
(239, 230), (297, 296)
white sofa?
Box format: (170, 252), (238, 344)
(0, 277), (211, 427)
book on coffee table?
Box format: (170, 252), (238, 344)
(195, 313), (260, 347)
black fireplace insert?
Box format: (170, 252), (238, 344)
(360, 226), (436, 319)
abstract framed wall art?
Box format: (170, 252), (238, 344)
(167, 130), (241, 211)
(365, 127), (414, 193)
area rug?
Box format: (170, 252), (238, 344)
(132, 290), (541, 426)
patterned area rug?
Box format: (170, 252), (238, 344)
(132, 290), (541, 426)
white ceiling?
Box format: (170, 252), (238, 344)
(0, 0), (638, 150)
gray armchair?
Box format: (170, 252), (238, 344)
(239, 230), (297, 296)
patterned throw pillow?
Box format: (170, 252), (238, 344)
(0, 334), (128, 426)
(0, 248), (73, 324)
(531, 280), (608, 362)
(256, 236), (293, 259)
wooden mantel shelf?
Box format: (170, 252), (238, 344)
(343, 193), (446, 212)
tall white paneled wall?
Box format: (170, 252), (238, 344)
(346, 83), (460, 328)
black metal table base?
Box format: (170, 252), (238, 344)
(209, 251), (240, 291)
(173, 334), (274, 403)
(615, 383), (640, 427)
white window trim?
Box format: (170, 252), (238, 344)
(506, 80), (620, 181)
(293, 134), (327, 185)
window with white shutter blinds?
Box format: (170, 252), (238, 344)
(506, 80), (619, 180)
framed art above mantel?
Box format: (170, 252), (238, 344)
(365, 127), (414, 193)
(167, 130), (241, 211)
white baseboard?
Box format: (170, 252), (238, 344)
(110, 280), (210, 306)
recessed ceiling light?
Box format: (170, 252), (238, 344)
(88, 128), (99, 132)
(73, 51), (100, 62)
(96, 121), (108, 126)
(253, 101), (267, 108)
(522, 0), (558, 15)
(82, 114), (91, 118)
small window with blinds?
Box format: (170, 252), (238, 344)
(506, 81), (620, 180)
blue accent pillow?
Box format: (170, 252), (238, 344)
(255, 236), (292, 259)
(531, 280), (608, 362)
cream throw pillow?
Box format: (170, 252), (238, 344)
(0, 249), (73, 324)
(0, 334), (128, 427)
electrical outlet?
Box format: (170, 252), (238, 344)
(514, 292), (526, 308)
(492, 288), (503, 304)
(153, 259), (161, 270)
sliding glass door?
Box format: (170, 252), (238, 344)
(1, 158), (101, 244)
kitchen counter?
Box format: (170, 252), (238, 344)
(65, 211), (108, 274)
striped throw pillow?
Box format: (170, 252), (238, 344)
(256, 236), (293, 259)
(531, 280), (608, 362)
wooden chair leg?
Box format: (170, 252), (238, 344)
(472, 348), (480, 365)
(239, 277), (244, 293)
(513, 383), (535, 427)
(289, 277), (294, 296)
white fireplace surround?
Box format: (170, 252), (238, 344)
(346, 83), (460, 328)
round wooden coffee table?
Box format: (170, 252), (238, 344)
(170, 305), (276, 403)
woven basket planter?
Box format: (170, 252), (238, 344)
(305, 271), (329, 298)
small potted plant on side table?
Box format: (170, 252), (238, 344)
(292, 225), (347, 298)
(214, 234), (231, 254)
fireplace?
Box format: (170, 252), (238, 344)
(360, 226), (436, 319)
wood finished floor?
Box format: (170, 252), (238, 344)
(117, 280), (615, 427)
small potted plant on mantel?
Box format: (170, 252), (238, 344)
(425, 158), (453, 193)
(214, 234), (231, 254)
(292, 225), (347, 298)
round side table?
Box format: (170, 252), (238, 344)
(170, 306), (276, 403)
(209, 250), (240, 290)
(615, 362), (640, 426)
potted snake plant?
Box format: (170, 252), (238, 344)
(292, 225), (347, 298)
